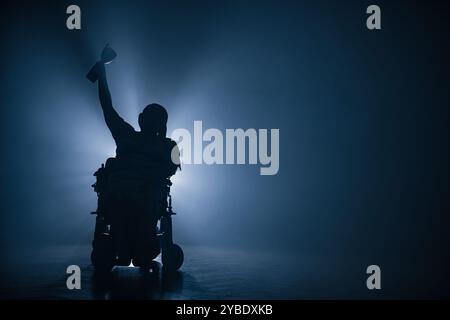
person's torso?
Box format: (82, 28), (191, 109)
(109, 132), (178, 189)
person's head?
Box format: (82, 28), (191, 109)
(138, 103), (168, 137)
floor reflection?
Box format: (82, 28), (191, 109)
(5, 245), (437, 299)
(91, 262), (184, 300)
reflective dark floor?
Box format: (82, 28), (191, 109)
(1, 245), (322, 300)
(1, 245), (448, 299)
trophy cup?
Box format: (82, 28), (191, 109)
(86, 45), (117, 83)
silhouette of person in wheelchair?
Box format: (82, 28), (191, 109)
(87, 45), (183, 272)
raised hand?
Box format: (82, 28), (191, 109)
(87, 44), (117, 83)
(100, 44), (117, 65)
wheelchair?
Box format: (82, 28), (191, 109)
(90, 158), (184, 272)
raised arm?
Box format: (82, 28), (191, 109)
(96, 60), (134, 141)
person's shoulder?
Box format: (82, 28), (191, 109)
(163, 137), (177, 147)
(117, 122), (137, 139)
(162, 137), (179, 155)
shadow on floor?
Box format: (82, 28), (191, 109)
(91, 262), (184, 300)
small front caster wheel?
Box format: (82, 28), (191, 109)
(91, 234), (115, 273)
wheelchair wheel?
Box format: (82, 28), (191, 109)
(162, 244), (184, 271)
(116, 257), (132, 266)
(91, 233), (115, 272)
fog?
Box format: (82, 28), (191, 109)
(1, 0), (449, 295)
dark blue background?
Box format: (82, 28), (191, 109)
(0, 0), (449, 298)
